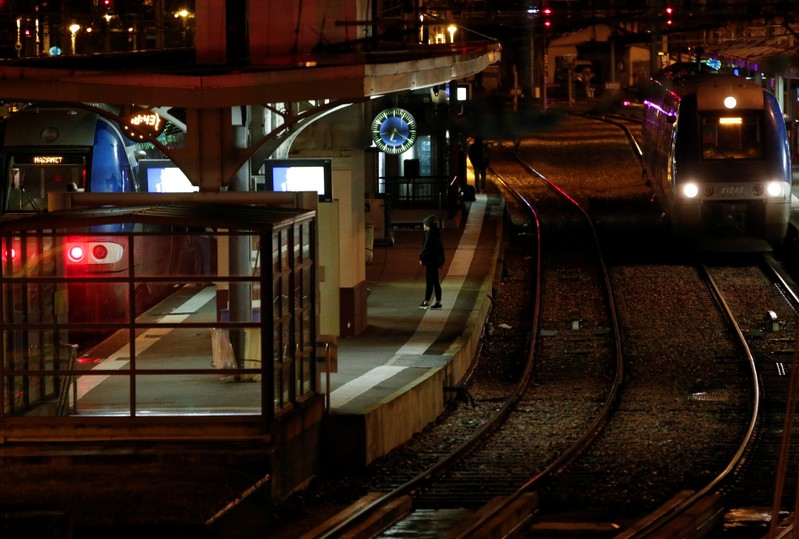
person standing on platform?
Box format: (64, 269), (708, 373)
(468, 137), (490, 193)
(419, 215), (445, 310)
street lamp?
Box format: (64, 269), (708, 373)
(69, 23), (80, 55)
(447, 24), (457, 44)
(174, 9), (191, 46)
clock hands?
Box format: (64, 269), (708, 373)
(380, 127), (409, 143)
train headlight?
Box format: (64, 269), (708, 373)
(766, 181), (785, 198)
(680, 182), (700, 199)
(67, 245), (86, 262)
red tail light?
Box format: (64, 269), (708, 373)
(92, 244), (109, 261)
(2, 246), (16, 262)
(65, 240), (125, 265)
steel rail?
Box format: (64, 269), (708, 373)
(313, 174), (543, 539)
(449, 152), (627, 538)
(619, 261), (762, 537)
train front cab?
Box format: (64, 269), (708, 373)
(0, 108), (139, 212)
(669, 84), (792, 248)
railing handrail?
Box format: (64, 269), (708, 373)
(56, 344), (79, 417)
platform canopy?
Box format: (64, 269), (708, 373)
(0, 43), (501, 108)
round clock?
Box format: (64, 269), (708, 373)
(371, 108), (417, 154)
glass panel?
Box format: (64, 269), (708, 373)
(299, 353), (314, 398)
(302, 222), (312, 261)
(67, 282), (131, 326)
(74, 373), (131, 416)
(294, 271), (303, 316)
(0, 223), (272, 419)
(241, 328), (263, 385)
(8, 162), (85, 212)
(272, 234), (281, 273)
(702, 114), (762, 159)
(294, 224), (302, 265)
(3, 373), (77, 417)
(252, 235), (262, 311)
(2, 233), (57, 277)
(132, 327), (216, 370)
(281, 230), (289, 276)
(277, 356), (292, 409)
(135, 374), (262, 416)
(132, 232), (218, 279)
(274, 361), (285, 410)
(135, 281), (219, 324)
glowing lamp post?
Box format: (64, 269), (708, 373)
(69, 23), (80, 55)
(175, 9), (191, 46)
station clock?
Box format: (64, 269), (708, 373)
(119, 107), (165, 141)
(371, 107), (417, 154)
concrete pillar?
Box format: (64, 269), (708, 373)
(171, 107), (246, 191)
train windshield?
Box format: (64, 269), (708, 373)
(7, 154), (86, 211)
(701, 113), (762, 160)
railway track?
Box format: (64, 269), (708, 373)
(266, 113), (799, 538)
(607, 255), (799, 537)
(303, 126), (624, 538)
(506, 115), (777, 537)
(507, 115), (755, 536)
(703, 257), (799, 536)
(602, 260), (759, 537)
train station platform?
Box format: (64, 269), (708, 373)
(0, 191), (504, 482)
(321, 192), (506, 472)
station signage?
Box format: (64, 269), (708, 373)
(15, 154), (84, 165)
(33, 156), (64, 164)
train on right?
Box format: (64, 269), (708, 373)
(641, 61), (793, 250)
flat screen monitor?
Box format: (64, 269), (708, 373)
(261, 158), (332, 202)
(138, 159), (199, 193)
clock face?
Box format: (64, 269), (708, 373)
(371, 108), (417, 154)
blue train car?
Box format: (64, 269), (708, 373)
(0, 105), (205, 338)
(642, 63), (792, 248)
(0, 105), (139, 211)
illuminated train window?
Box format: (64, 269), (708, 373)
(701, 114), (762, 160)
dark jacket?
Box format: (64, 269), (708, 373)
(419, 225), (445, 268)
(468, 139), (490, 169)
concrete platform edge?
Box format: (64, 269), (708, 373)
(322, 196), (506, 472)
(445, 199), (505, 386)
